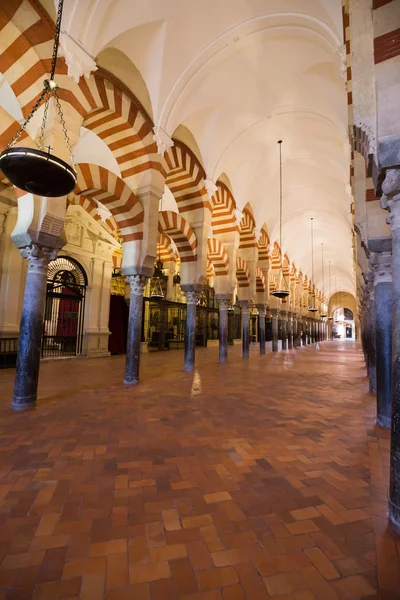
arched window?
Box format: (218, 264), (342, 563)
(42, 257), (87, 357)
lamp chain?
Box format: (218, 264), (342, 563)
(7, 0), (75, 170)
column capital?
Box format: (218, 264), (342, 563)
(126, 274), (147, 296)
(181, 284), (202, 304)
(20, 243), (58, 275)
(217, 295), (231, 311)
(371, 251), (392, 285)
(239, 300), (251, 314)
(381, 168), (400, 230)
(270, 307), (278, 319)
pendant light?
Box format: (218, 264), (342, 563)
(0, 0), (77, 197)
(308, 218), (317, 312)
(320, 243), (328, 317)
(327, 261), (333, 320)
(272, 140), (289, 299)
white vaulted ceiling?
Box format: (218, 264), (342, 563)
(57, 0), (354, 294)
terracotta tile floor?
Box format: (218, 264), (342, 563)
(0, 340), (399, 599)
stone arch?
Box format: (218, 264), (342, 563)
(239, 206), (257, 249)
(67, 194), (120, 239)
(0, 1), (57, 117)
(157, 232), (178, 264)
(258, 225), (269, 262)
(256, 267), (266, 293)
(75, 163), (144, 242)
(77, 69), (163, 189)
(164, 139), (209, 219)
(236, 256), (250, 288)
(207, 238), (229, 277)
(158, 210), (197, 263)
(212, 180), (238, 237)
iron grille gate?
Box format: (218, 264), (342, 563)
(42, 257), (87, 358)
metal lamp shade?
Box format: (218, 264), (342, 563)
(271, 289), (290, 299)
(320, 313), (328, 318)
(308, 306), (318, 312)
(0, 147), (77, 197)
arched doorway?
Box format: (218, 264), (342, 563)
(332, 307), (355, 339)
(42, 257), (87, 357)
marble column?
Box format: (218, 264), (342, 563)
(287, 312), (293, 349)
(257, 305), (266, 355)
(295, 316), (302, 347)
(371, 248), (392, 428)
(381, 169), (400, 529)
(182, 285), (201, 372)
(271, 308), (279, 352)
(217, 295), (230, 364)
(124, 274), (147, 385)
(306, 319), (311, 344)
(12, 244), (57, 410)
(281, 311), (288, 350)
(240, 301), (250, 359)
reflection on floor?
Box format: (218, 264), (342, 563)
(0, 341), (398, 599)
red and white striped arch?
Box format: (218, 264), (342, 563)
(207, 238), (229, 277)
(164, 141), (209, 217)
(271, 241), (282, 269)
(157, 232), (178, 263)
(236, 256), (250, 288)
(0, 1), (57, 118)
(258, 226), (270, 262)
(269, 271), (277, 293)
(206, 257), (214, 280)
(158, 211), (197, 263)
(212, 181), (238, 237)
(256, 267), (266, 293)
(239, 208), (256, 249)
(75, 164), (144, 243)
(67, 194), (119, 238)
(79, 71), (162, 183)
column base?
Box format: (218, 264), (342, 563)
(124, 376), (139, 385)
(377, 415), (391, 429)
(12, 394), (36, 410)
(389, 500), (400, 532)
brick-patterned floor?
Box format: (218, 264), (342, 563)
(0, 341), (399, 599)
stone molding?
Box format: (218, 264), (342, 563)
(381, 168), (400, 232)
(239, 300), (251, 314)
(20, 243), (58, 275)
(153, 126), (174, 156)
(126, 274), (147, 296)
(216, 295), (231, 311)
(204, 179), (218, 201)
(371, 251), (392, 285)
(59, 32), (98, 83)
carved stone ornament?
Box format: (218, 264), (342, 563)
(59, 32), (98, 83)
(183, 288), (201, 305)
(381, 168), (400, 231)
(239, 300), (251, 314)
(234, 208), (243, 225)
(65, 219), (81, 245)
(371, 251), (392, 286)
(217, 297), (231, 311)
(204, 179), (218, 201)
(126, 274), (147, 296)
(153, 126), (174, 156)
(20, 243), (58, 275)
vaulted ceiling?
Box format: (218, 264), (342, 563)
(46, 0), (353, 294)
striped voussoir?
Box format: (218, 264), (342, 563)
(271, 241), (282, 269)
(158, 210), (197, 263)
(258, 226), (270, 262)
(0, 0), (58, 118)
(157, 232), (178, 263)
(239, 208), (257, 249)
(75, 163), (144, 243)
(0, 110), (30, 151)
(212, 181), (238, 236)
(269, 269), (277, 292)
(236, 256), (250, 288)
(283, 253), (291, 277)
(256, 267), (266, 292)
(165, 141), (210, 216)
(79, 72), (162, 184)
(207, 237), (229, 277)
(112, 250), (122, 269)
(206, 257), (214, 279)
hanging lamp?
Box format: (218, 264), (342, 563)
(327, 260), (333, 320)
(320, 243), (328, 318)
(308, 218), (318, 312)
(271, 140), (289, 299)
(0, 0), (76, 197)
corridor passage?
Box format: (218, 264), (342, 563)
(0, 342), (398, 600)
